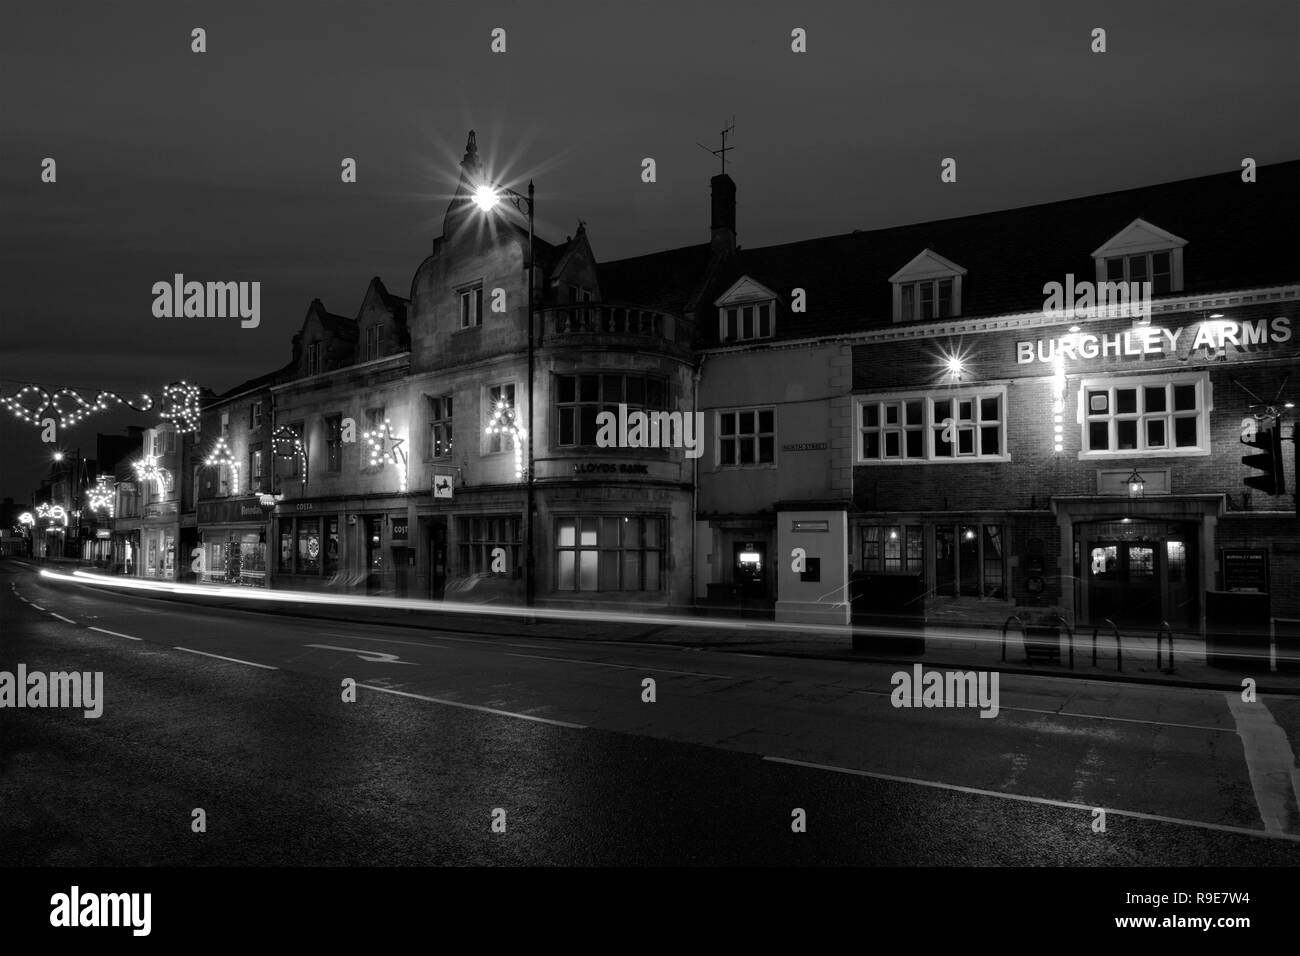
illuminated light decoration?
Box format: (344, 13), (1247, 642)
(18, 512), (34, 527)
(363, 418), (409, 492)
(86, 475), (115, 516)
(484, 400), (527, 481)
(259, 493), (282, 508)
(272, 425), (308, 488)
(0, 384), (153, 430)
(133, 455), (173, 493)
(204, 437), (241, 494)
(35, 503), (69, 527)
(472, 184), (501, 211)
(159, 381), (203, 433)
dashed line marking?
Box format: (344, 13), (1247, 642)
(503, 651), (736, 680)
(357, 683), (586, 729)
(174, 647), (278, 670)
(89, 626), (142, 641)
(50, 613), (76, 624)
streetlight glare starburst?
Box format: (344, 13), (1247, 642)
(472, 184), (500, 212)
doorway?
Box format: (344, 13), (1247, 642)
(429, 518), (448, 599)
(733, 541), (768, 600)
(1077, 520), (1197, 629)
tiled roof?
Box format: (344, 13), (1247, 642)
(599, 161), (1300, 346)
(215, 360), (296, 400)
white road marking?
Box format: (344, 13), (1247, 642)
(304, 644), (418, 664)
(30, 603), (45, 611)
(852, 689), (1230, 733)
(89, 626), (142, 641)
(503, 651), (737, 680)
(50, 613), (76, 624)
(1226, 693), (1300, 835)
(762, 755), (1300, 843)
(174, 647), (278, 670)
(357, 683), (586, 729)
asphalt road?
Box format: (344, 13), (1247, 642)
(3, 561), (1299, 865)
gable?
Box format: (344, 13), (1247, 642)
(888, 248), (968, 284)
(1091, 218), (1188, 258)
(714, 275), (779, 307)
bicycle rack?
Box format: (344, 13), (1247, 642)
(1091, 618), (1122, 671)
(1001, 615), (1023, 663)
(1155, 621), (1175, 672)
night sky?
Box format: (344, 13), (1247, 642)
(2, 0), (1297, 500)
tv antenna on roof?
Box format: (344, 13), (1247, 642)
(697, 118), (736, 175)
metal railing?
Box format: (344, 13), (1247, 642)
(1091, 618), (1122, 671)
(1001, 615), (1022, 662)
(1155, 620), (1175, 672)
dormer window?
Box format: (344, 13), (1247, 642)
(715, 276), (779, 343)
(306, 342), (322, 375)
(364, 325), (380, 360)
(1092, 218), (1185, 295)
(889, 249), (966, 324)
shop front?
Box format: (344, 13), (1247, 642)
(197, 496), (270, 587)
(271, 496), (408, 594)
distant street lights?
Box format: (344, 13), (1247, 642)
(474, 178), (537, 610)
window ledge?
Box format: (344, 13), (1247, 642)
(1078, 448), (1210, 460)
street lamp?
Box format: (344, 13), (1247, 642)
(475, 178), (537, 611)
(1127, 468), (1146, 499)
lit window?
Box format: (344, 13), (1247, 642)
(934, 523), (1006, 599)
(1080, 373), (1209, 457)
(717, 408), (776, 466)
(860, 525), (924, 573)
(554, 515), (665, 592)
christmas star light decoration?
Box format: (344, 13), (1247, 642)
(133, 455), (173, 493)
(364, 418), (408, 492)
(0, 384), (153, 430)
(485, 400), (526, 480)
(35, 503), (69, 527)
(204, 437), (241, 494)
(159, 381), (202, 433)
(87, 475), (116, 516)
(272, 425), (308, 488)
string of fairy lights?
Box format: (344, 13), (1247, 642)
(364, 417), (409, 491)
(485, 399), (527, 480)
(0, 379), (204, 434)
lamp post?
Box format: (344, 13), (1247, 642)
(474, 179), (536, 610)
(54, 448), (83, 558)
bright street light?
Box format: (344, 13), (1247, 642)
(472, 185), (500, 212)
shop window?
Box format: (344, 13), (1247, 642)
(860, 525), (924, 573)
(555, 515), (665, 592)
(324, 517), (339, 575)
(934, 522), (1006, 599)
(297, 518), (321, 574)
(1081, 372), (1209, 457)
(457, 516), (521, 576)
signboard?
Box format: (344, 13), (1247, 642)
(1221, 548), (1268, 593)
(432, 475), (454, 499)
(392, 519), (409, 541)
(782, 442), (828, 452)
(197, 497), (265, 525)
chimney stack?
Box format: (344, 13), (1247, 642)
(710, 173), (736, 255)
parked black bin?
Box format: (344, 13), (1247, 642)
(850, 571), (925, 655)
(1205, 590), (1271, 670)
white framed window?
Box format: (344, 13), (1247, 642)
(717, 407), (776, 466)
(1103, 251), (1173, 295)
(898, 278), (956, 322)
(459, 284), (483, 329)
(1079, 372), (1211, 458)
(856, 387), (1008, 463)
(720, 301), (774, 342)
(554, 515), (665, 592)
(428, 395), (453, 459)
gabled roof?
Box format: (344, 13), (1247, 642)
(215, 360), (297, 401)
(304, 298), (357, 340)
(602, 160), (1298, 347)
